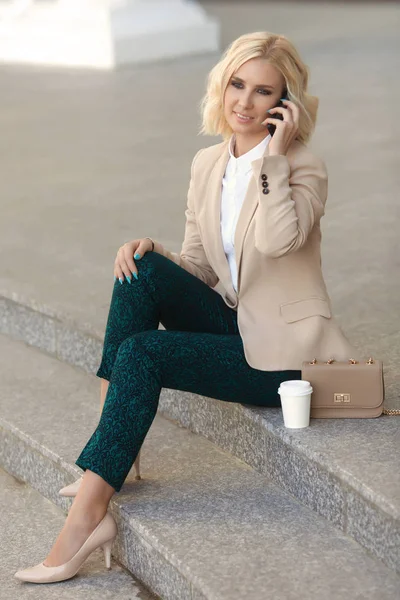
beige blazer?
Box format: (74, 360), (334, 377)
(153, 138), (361, 371)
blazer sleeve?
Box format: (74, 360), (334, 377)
(152, 149), (219, 288)
(254, 151), (328, 258)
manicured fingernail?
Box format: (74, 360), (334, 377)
(119, 277), (123, 285)
(267, 109), (272, 113)
(114, 276), (117, 283)
(134, 253), (141, 260)
(126, 275), (131, 284)
(280, 98), (286, 101)
(133, 273), (138, 280)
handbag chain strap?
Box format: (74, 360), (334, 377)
(308, 358), (400, 416)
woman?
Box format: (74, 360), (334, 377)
(15, 31), (360, 583)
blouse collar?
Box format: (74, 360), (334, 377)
(228, 133), (271, 175)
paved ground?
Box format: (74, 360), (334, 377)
(0, 468), (158, 599)
(0, 0), (399, 407)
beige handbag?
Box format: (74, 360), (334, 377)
(301, 357), (400, 419)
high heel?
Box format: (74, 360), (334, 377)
(59, 450), (142, 497)
(14, 511), (117, 584)
(102, 539), (113, 570)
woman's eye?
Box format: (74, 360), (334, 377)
(231, 81), (271, 95)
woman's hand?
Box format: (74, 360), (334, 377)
(114, 238), (153, 284)
(261, 99), (300, 156)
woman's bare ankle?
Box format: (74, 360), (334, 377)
(68, 504), (107, 529)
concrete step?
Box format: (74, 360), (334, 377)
(0, 467), (158, 600)
(1, 294), (399, 575)
(0, 333), (399, 600)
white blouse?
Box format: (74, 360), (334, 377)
(220, 133), (271, 292)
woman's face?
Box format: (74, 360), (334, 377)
(223, 57), (286, 137)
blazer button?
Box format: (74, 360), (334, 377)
(261, 174), (267, 181)
(262, 181), (268, 188)
(262, 188), (270, 194)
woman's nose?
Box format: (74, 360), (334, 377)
(237, 93), (252, 110)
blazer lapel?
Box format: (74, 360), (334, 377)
(204, 137), (271, 299)
(205, 141), (238, 302)
(234, 140), (270, 291)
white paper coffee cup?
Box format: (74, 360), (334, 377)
(277, 380), (313, 429)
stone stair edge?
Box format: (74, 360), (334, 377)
(0, 288), (105, 339)
(1, 412), (243, 599)
(1, 292), (398, 511)
(1, 416), (82, 479)
(1, 291), (366, 494)
(1, 405), (399, 596)
(0, 419), (197, 599)
(1, 293), (399, 573)
(260, 418), (399, 519)
(2, 292), (396, 490)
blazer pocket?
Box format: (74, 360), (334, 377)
(280, 297), (331, 323)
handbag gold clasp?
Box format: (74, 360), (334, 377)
(334, 393), (351, 403)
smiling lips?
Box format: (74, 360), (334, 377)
(235, 112), (254, 120)
(234, 112), (255, 124)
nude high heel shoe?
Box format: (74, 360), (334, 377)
(59, 450), (142, 497)
(14, 511), (117, 584)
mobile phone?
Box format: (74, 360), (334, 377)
(267, 91), (288, 137)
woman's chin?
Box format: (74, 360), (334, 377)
(230, 123), (264, 137)
(230, 122), (256, 134)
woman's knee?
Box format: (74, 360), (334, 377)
(112, 250), (163, 293)
(136, 250), (167, 273)
(114, 331), (159, 368)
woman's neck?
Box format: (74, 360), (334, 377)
(233, 132), (269, 158)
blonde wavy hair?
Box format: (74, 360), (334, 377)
(199, 31), (319, 145)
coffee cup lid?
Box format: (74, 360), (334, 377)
(278, 380), (312, 396)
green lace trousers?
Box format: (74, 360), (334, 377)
(75, 251), (301, 492)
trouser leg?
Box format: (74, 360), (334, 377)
(76, 253), (300, 492)
(95, 251), (239, 381)
(77, 329), (300, 492)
